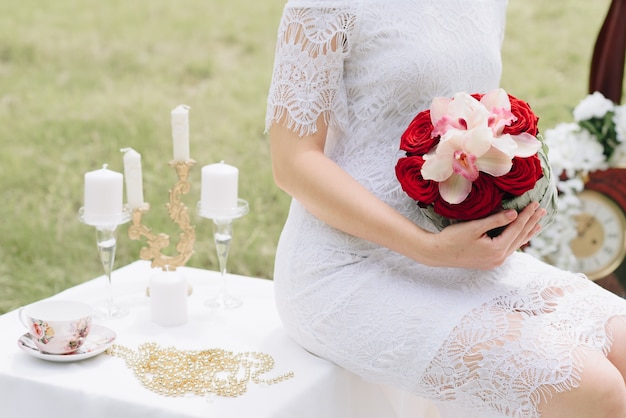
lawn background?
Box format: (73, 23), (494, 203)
(0, 0), (621, 314)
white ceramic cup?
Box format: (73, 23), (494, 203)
(18, 300), (93, 354)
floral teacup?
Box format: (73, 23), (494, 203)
(18, 300), (93, 355)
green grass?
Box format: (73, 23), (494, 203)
(0, 0), (621, 313)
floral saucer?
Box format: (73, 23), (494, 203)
(17, 324), (116, 362)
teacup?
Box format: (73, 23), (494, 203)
(18, 300), (93, 355)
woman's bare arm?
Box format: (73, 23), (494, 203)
(269, 119), (545, 270)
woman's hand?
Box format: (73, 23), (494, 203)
(426, 203), (546, 270)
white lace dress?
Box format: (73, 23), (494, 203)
(265, 1), (626, 417)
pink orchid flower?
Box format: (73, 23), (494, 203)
(421, 127), (512, 204)
(481, 88), (541, 158)
(431, 89), (541, 159)
(431, 92), (489, 137)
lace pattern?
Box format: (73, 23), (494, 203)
(265, 3), (358, 137)
(422, 267), (626, 418)
(266, 1), (626, 417)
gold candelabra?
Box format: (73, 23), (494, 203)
(128, 160), (196, 271)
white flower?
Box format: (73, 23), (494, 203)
(422, 127), (512, 204)
(609, 142), (626, 167)
(542, 122), (607, 178)
(613, 104), (626, 143)
(573, 91), (615, 122)
(525, 92), (623, 270)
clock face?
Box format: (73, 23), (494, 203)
(570, 190), (626, 280)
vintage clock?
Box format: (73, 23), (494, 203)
(577, 169), (626, 295)
(570, 189), (626, 279)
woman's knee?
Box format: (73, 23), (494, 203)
(607, 316), (626, 381)
(539, 350), (626, 418)
(581, 356), (626, 416)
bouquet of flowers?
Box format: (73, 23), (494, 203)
(395, 88), (557, 234)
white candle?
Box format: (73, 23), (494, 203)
(201, 162), (238, 216)
(149, 268), (188, 327)
(83, 164), (124, 225)
(171, 104), (191, 161)
(121, 148), (144, 209)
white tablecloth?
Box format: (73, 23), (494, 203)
(0, 261), (440, 418)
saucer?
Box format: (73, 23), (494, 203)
(17, 324), (116, 362)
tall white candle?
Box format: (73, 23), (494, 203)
(121, 148), (144, 209)
(201, 162), (238, 216)
(171, 104), (191, 161)
(83, 164), (124, 225)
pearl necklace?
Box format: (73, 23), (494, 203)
(106, 342), (294, 397)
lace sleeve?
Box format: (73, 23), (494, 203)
(265, 1), (359, 137)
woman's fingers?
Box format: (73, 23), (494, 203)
(435, 203), (546, 270)
(498, 202), (545, 253)
(462, 209), (518, 240)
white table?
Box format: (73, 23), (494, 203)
(0, 261), (440, 418)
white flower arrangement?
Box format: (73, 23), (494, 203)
(524, 92), (626, 270)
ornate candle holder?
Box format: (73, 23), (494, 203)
(79, 208), (132, 320)
(126, 159), (196, 327)
(197, 199), (249, 310)
(127, 160), (196, 271)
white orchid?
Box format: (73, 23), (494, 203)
(422, 127), (511, 204)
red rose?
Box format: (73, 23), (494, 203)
(395, 156), (439, 205)
(492, 154), (543, 196)
(400, 110), (438, 156)
(504, 95), (539, 136)
(432, 174), (503, 221)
